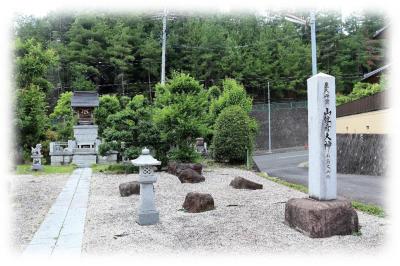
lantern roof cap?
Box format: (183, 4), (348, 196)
(131, 147), (161, 166)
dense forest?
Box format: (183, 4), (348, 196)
(13, 9), (388, 163)
(14, 10), (386, 107)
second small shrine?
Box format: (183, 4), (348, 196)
(49, 91), (118, 167)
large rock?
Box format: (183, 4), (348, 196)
(119, 181), (140, 197)
(178, 168), (205, 183)
(285, 197), (359, 238)
(230, 176), (263, 190)
(168, 162), (202, 176)
(182, 192), (215, 213)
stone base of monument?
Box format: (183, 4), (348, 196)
(137, 210), (159, 225)
(285, 197), (359, 238)
(50, 154), (72, 166)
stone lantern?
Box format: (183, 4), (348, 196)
(131, 147), (161, 225)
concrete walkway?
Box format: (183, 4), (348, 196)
(23, 168), (91, 256)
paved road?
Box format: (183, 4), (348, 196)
(253, 150), (385, 206)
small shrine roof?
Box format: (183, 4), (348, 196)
(71, 91), (99, 107)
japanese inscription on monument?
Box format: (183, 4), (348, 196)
(307, 73), (337, 200)
(323, 82), (332, 179)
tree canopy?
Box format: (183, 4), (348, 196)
(12, 10), (387, 162)
(13, 10), (387, 103)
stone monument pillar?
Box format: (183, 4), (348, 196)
(284, 73), (359, 238)
(307, 73), (337, 200)
(31, 144), (43, 171)
(131, 148), (161, 225)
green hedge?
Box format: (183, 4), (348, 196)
(336, 81), (384, 106)
(212, 105), (257, 163)
(92, 163), (138, 174)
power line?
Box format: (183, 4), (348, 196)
(167, 32), (310, 51)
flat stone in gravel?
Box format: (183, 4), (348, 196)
(168, 162), (203, 175)
(119, 181), (140, 197)
(230, 176), (263, 190)
(178, 168), (205, 183)
(82, 167), (386, 255)
(182, 192), (215, 213)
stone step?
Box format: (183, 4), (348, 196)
(73, 155), (97, 168)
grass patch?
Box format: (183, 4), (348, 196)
(351, 201), (385, 218)
(201, 158), (249, 170)
(258, 172), (385, 218)
(15, 164), (77, 175)
(258, 172), (308, 193)
(91, 164), (113, 173)
(91, 163), (138, 174)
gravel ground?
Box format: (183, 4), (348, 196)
(9, 173), (70, 252)
(82, 167), (386, 255)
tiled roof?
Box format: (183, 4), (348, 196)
(362, 64), (390, 81)
(373, 25), (389, 39)
(71, 91), (99, 107)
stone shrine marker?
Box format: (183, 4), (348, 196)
(307, 73), (337, 200)
(285, 73), (358, 238)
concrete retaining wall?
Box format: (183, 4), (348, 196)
(337, 133), (387, 176)
(251, 106), (308, 150)
(252, 104), (387, 176)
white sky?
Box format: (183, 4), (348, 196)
(8, 0), (369, 18)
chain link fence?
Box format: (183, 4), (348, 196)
(252, 101), (307, 111)
(251, 101), (308, 152)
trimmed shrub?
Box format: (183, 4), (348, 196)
(168, 145), (201, 163)
(95, 95), (121, 135)
(153, 72), (209, 163)
(127, 94), (146, 110)
(49, 91), (75, 141)
(99, 94), (163, 164)
(15, 85), (49, 161)
(209, 78), (253, 122)
(207, 85), (221, 100)
(212, 105), (258, 163)
(97, 163), (138, 174)
(336, 81), (384, 106)
(118, 95), (131, 108)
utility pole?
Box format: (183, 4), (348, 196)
(148, 69), (152, 102)
(161, 8), (167, 85)
(310, 11), (317, 75)
(268, 81), (272, 153)
(285, 11), (318, 76)
(121, 73), (125, 95)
